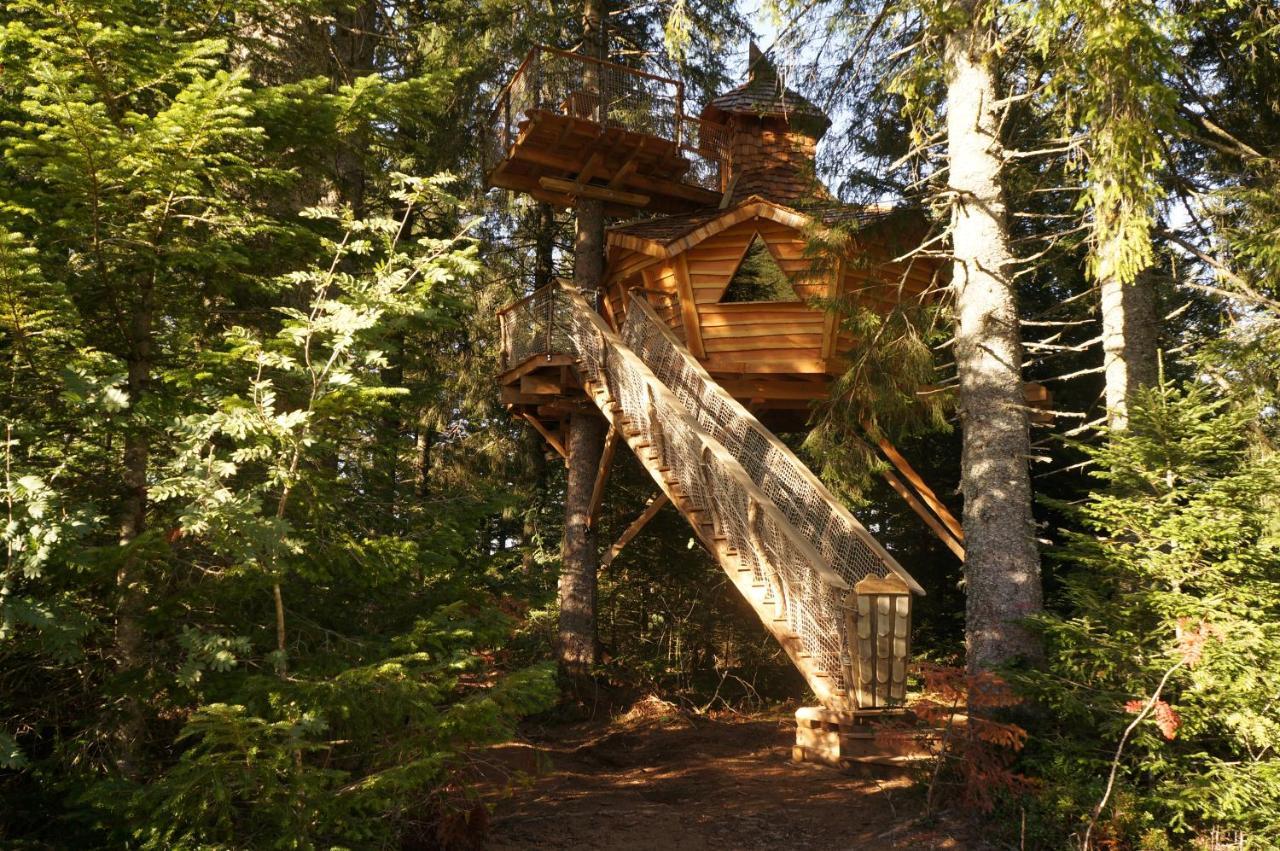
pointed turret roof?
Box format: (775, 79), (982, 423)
(700, 42), (831, 137)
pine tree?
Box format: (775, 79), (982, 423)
(1019, 383), (1280, 845)
(943, 1), (1043, 670)
(1024, 0), (1177, 431)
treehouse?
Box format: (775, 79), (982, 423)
(489, 44), (979, 769)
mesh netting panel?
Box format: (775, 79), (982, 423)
(619, 301), (901, 594)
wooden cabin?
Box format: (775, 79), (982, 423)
(491, 44), (948, 432)
(603, 199), (940, 428)
(598, 49), (944, 428)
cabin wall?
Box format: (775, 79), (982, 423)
(685, 218), (826, 305)
(605, 216), (946, 378)
(699, 302), (826, 372)
(829, 239), (942, 356)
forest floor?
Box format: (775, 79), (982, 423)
(475, 697), (983, 850)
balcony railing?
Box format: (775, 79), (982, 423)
(486, 46), (730, 192)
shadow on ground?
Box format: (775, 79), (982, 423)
(475, 697), (978, 850)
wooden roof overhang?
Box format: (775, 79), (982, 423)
(487, 110), (723, 215)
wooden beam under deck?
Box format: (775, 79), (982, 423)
(539, 176), (650, 207)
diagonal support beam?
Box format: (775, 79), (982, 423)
(516, 410), (567, 462)
(600, 492), (669, 569)
(872, 433), (964, 543)
(881, 470), (965, 561)
(587, 427), (619, 529)
(861, 422), (965, 558)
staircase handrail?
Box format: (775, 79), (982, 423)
(555, 282), (849, 596)
(623, 293), (925, 596)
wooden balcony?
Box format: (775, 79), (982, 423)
(484, 47), (729, 215)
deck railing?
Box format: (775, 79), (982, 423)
(486, 46), (731, 192)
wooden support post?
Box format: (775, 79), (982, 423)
(673, 253), (706, 358)
(601, 492), (669, 569)
(718, 173), (739, 209)
(587, 427), (618, 529)
(820, 260), (846, 361)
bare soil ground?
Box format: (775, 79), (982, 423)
(477, 698), (981, 850)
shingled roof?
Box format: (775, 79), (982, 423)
(608, 196), (902, 255)
(700, 43), (831, 137)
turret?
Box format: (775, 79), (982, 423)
(700, 43), (832, 203)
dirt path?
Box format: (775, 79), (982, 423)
(479, 699), (976, 850)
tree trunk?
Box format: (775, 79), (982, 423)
(558, 413), (606, 676)
(944, 6), (1042, 672)
(521, 426), (548, 574)
(328, 0), (378, 216)
(414, 421), (435, 499)
(1098, 251), (1159, 431)
(534, 202), (556, 288)
(556, 0), (609, 680)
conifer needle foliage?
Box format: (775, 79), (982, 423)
(1019, 385), (1280, 846)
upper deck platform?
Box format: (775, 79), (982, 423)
(484, 47), (729, 215)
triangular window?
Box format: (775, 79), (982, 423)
(719, 234), (797, 303)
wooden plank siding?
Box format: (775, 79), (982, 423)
(684, 219), (830, 305)
(602, 204), (947, 392)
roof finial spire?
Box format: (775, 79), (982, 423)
(747, 40), (777, 85)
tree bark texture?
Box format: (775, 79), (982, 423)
(557, 0), (608, 679)
(1098, 257), (1159, 430)
(558, 413), (606, 676)
(534, 202), (557, 288)
(944, 8), (1043, 672)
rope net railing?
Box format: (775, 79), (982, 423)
(620, 295), (919, 600)
(487, 46), (728, 192)
(500, 282), (925, 703)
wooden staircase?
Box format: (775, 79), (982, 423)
(574, 290), (847, 705)
(499, 282), (922, 712)
(494, 281), (926, 711)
